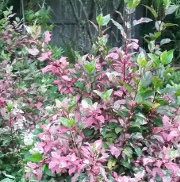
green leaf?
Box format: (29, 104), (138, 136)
(137, 51), (147, 67)
(84, 60), (96, 74)
(42, 165), (56, 177)
(93, 89), (113, 102)
(134, 146), (142, 156)
(2, 173), (15, 180)
(104, 89), (113, 102)
(60, 117), (75, 127)
(152, 76), (163, 90)
(141, 71), (152, 88)
(102, 14), (110, 26)
(143, 5), (158, 19)
(121, 159), (131, 168)
(148, 41), (155, 52)
(27, 153), (42, 162)
(123, 146), (133, 158)
(74, 81), (85, 90)
(68, 103), (76, 112)
(96, 14), (103, 26)
(111, 19), (126, 38)
(149, 53), (160, 66)
(133, 17), (152, 26)
(130, 122), (141, 129)
(0, 179), (15, 182)
(162, 23), (176, 29)
(160, 38), (171, 46)
(120, 80), (133, 92)
(163, 0), (171, 9)
(135, 113), (147, 125)
(165, 5), (179, 15)
(160, 50), (174, 65)
(96, 14), (110, 26)
(115, 127), (122, 134)
(83, 128), (94, 136)
(125, 0), (140, 8)
(131, 132), (144, 140)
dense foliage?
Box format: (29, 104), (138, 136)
(0, 0), (180, 182)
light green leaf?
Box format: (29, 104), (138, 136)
(152, 76), (163, 90)
(104, 89), (113, 102)
(27, 153), (42, 162)
(120, 80), (133, 92)
(60, 117), (75, 127)
(94, 89), (113, 102)
(160, 50), (174, 65)
(96, 14), (103, 26)
(143, 5), (158, 19)
(96, 14), (110, 26)
(84, 60), (96, 74)
(162, 23), (177, 29)
(0, 178), (15, 182)
(102, 14), (110, 26)
(125, 0), (141, 8)
(141, 71), (152, 88)
(163, 0), (171, 9)
(166, 5), (179, 15)
(148, 53), (160, 66)
(137, 51), (147, 67)
(160, 38), (171, 46)
(123, 146), (133, 158)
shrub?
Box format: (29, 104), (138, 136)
(24, 1), (180, 182)
(0, 7), (61, 181)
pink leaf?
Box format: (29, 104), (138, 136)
(59, 57), (69, 69)
(127, 42), (139, 50)
(44, 31), (51, 42)
(41, 65), (53, 74)
(95, 115), (105, 123)
(152, 167), (164, 178)
(38, 51), (52, 61)
(109, 145), (121, 158)
(162, 115), (171, 127)
(49, 161), (57, 169)
(27, 48), (39, 56)
(51, 152), (60, 159)
(142, 157), (156, 165)
(106, 52), (119, 60)
(34, 102), (42, 109)
(69, 166), (76, 175)
(27, 162), (37, 169)
(165, 162), (180, 175)
(94, 139), (102, 150)
(62, 75), (72, 81)
(167, 130), (179, 141)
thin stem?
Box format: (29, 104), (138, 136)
(21, 0), (25, 32)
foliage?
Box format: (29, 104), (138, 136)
(0, 1), (180, 182)
(23, 1), (180, 182)
(0, 7), (62, 181)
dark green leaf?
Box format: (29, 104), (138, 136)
(134, 146), (142, 156)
